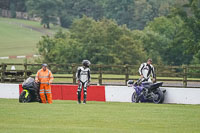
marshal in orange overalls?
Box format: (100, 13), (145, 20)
(35, 66), (54, 104)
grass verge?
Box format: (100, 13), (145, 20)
(0, 99), (200, 133)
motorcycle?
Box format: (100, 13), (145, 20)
(19, 77), (40, 103)
(127, 79), (166, 104)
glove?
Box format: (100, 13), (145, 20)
(48, 81), (52, 85)
(87, 82), (90, 87)
(152, 78), (156, 83)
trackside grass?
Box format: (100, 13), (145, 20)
(0, 99), (200, 133)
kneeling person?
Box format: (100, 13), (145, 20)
(76, 60), (91, 104)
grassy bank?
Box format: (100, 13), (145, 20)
(0, 17), (66, 57)
(0, 99), (199, 133)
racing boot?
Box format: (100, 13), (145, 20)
(77, 91), (81, 104)
(83, 91), (87, 104)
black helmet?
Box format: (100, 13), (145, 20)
(42, 64), (48, 67)
(82, 60), (91, 67)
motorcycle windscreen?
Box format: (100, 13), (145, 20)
(22, 77), (35, 90)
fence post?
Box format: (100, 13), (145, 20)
(98, 65), (102, 85)
(125, 65), (129, 85)
(183, 65), (187, 88)
(154, 67), (157, 82)
(72, 64), (76, 84)
(1, 63), (6, 83)
(24, 63), (27, 81)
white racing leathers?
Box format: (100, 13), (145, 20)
(76, 67), (91, 103)
(139, 63), (155, 82)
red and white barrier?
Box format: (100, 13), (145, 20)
(0, 55), (40, 59)
(0, 83), (200, 104)
(19, 84), (106, 102)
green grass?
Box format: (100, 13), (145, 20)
(0, 17), (68, 33)
(0, 58), (35, 64)
(0, 99), (200, 133)
(0, 19), (41, 56)
(0, 17), (67, 57)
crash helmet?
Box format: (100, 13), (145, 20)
(127, 80), (134, 87)
(82, 60), (91, 67)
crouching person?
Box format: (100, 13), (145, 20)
(35, 64), (54, 104)
(76, 60), (91, 104)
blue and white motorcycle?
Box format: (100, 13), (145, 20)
(127, 79), (166, 104)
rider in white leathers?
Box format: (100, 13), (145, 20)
(139, 59), (156, 83)
(76, 60), (91, 104)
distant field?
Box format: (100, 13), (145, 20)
(0, 99), (200, 133)
(0, 18), (42, 56)
(0, 17), (67, 58)
(0, 58), (35, 64)
(0, 17), (67, 33)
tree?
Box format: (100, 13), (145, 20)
(58, 0), (104, 28)
(132, 0), (188, 30)
(69, 16), (146, 64)
(105, 0), (135, 29)
(37, 16), (146, 65)
(0, 0), (26, 11)
(10, 2), (16, 18)
(15, 0), (26, 12)
(169, 0), (200, 64)
(26, 0), (60, 28)
(134, 16), (193, 65)
(104, 0), (188, 30)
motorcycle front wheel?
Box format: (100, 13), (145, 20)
(152, 89), (164, 104)
(19, 91), (32, 103)
(132, 91), (139, 103)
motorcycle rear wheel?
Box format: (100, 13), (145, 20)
(19, 91), (32, 103)
(152, 89), (164, 104)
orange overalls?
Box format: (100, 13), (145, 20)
(35, 69), (54, 104)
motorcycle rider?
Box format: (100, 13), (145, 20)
(139, 58), (156, 83)
(76, 60), (91, 104)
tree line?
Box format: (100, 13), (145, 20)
(37, 0), (200, 66)
(1, 0), (200, 66)
(0, 0), (187, 30)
